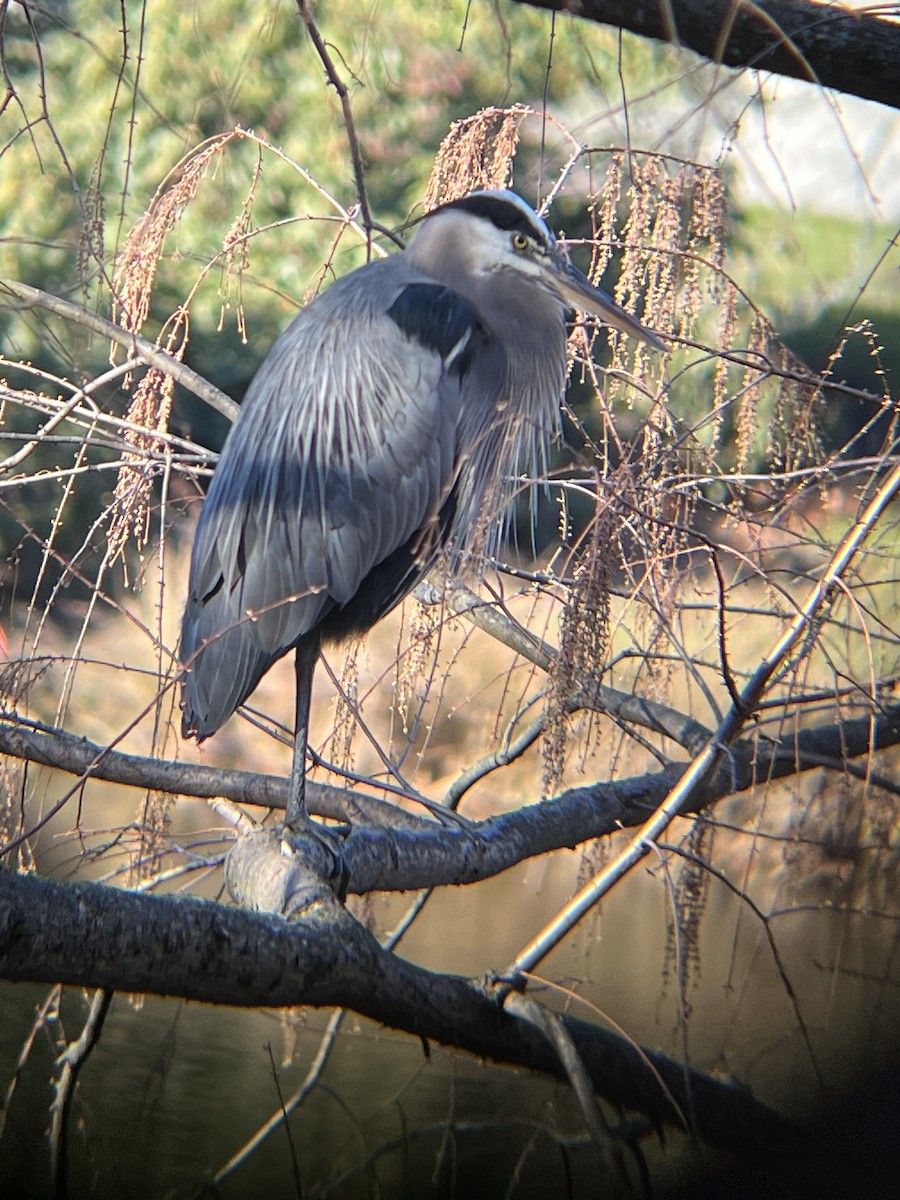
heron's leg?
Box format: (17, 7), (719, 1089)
(285, 637), (349, 898)
(286, 636), (319, 831)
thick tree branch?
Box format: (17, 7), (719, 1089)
(514, 0), (900, 110)
(0, 717), (427, 831)
(0, 867), (864, 1191)
(340, 698), (900, 894)
(2, 703), (897, 894)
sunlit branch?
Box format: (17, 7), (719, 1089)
(418, 578), (713, 753)
(0, 277), (239, 422)
(508, 456), (900, 978)
(2, 702), (898, 895)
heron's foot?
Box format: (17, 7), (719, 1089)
(281, 817), (350, 902)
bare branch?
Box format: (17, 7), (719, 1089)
(294, 1), (373, 241)
(510, 458), (900, 977)
(0, 277), (239, 422)
(49, 989), (112, 1196)
(419, 579), (713, 754)
(513, 0), (900, 109)
(2, 704), (897, 895)
(0, 868), (864, 1193)
(0, 716), (430, 831)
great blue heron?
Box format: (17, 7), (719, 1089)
(180, 189), (663, 876)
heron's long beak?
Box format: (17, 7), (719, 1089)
(549, 255), (666, 352)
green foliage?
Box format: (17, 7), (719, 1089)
(1, 0), (629, 353)
(1, 0), (897, 601)
(729, 204), (899, 328)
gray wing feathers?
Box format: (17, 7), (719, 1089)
(181, 263), (464, 737)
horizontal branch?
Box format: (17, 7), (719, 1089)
(0, 717), (435, 832)
(341, 699), (900, 893)
(514, 0), (900, 110)
(2, 702), (897, 894)
(0, 867), (862, 1191)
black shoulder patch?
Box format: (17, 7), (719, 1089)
(387, 283), (481, 373)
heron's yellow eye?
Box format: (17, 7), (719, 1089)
(512, 232), (530, 251)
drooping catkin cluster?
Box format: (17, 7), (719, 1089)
(107, 363), (177, 574)
(216, 145), (264, 343)
(711, 280), (739, 453)
(78, 158), (106, 299)
(394, 597), (443, 740)
(328, 641), (361, 777)
(112, 134), (238, 340)
(107, 131), (258, 572)
(663, 815), (713, 1004)
(735, 312), (825, 480)
(594, 153), (727, 393)
(543, 473), (615, 797)
(424, 105), (530, 209)
(545, 153), (737, 785)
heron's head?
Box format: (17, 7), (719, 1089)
(408, 189), (665, 351)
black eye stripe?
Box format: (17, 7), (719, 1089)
(436, 194), (551, 246)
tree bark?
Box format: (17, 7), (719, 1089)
(0, 867), (865, 1191)
(2, 703), (897, 894)
(1, 702), (894, 1186)
(514, 0), (900, 110)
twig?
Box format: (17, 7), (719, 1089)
(506, 991), (613, 1155)
(294, 1), (373, 243)
(0, 987), (61, 1142)
(49, 989), (113, 1198)
(0, 714), (435, 851)
(444, 712), (545, 808)
(0, 277), (239, 422)
(417, 578), (712, 753)
(209, 1009), (345, 1190)
(659, 841), (826, 1092)
(507, 456), (900, 979)
(0, 358), (143, 474)
(265, 1042), (303, 1198)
